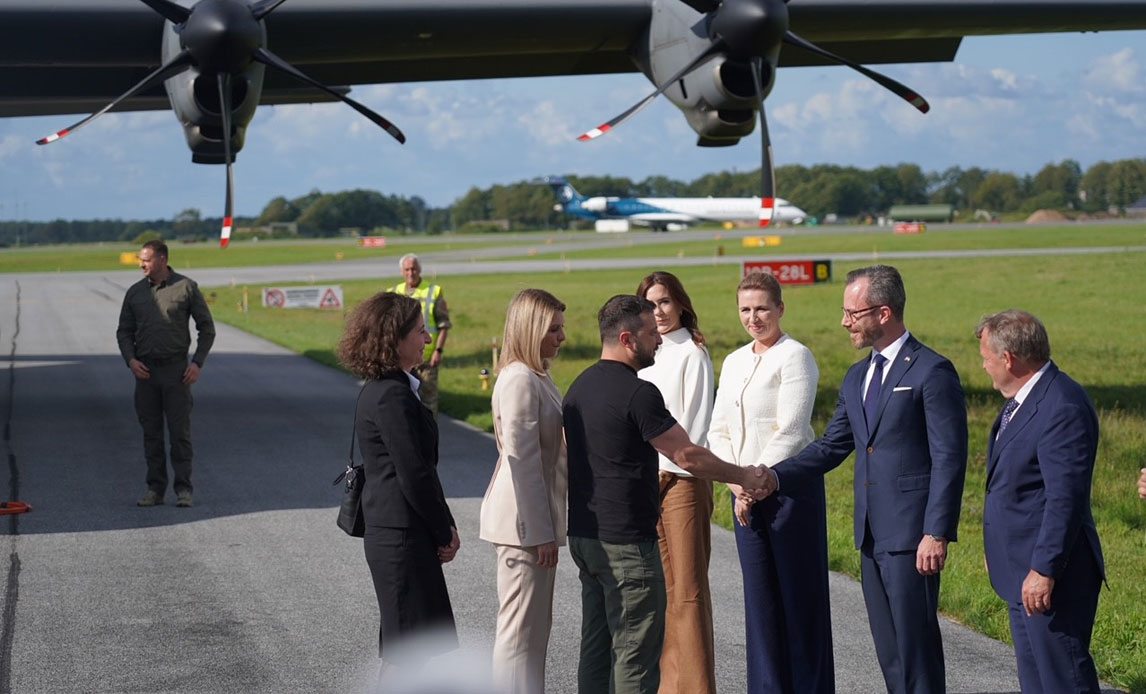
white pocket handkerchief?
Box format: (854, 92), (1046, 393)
(893, 386), (912, 392)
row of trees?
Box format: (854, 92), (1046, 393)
(453, 159), (1146, 228)
(3, 158), (1145, 245)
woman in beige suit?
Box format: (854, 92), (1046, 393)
(479, 288), (568, 694)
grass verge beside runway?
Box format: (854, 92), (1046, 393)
(207, 252), (1146, 692)
(0, 235), (564, 273)
(505, 224), (1146, 261)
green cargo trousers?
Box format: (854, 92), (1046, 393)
(134, 360), (194, 496)
(568, 536), (667, 694)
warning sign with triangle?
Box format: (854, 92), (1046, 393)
(320, 288), (343, 309)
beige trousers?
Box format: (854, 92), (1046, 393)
(492, 543), (557, 694)
(657, 472), (717, 694)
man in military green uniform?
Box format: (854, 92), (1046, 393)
(388, 253), (450, 415)
(117, 240), (215, 508)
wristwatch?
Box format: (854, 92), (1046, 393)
(929, 535), (946, 542)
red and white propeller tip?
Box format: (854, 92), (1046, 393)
(36, 129), (69, 145)
(759, 198), (774, 228)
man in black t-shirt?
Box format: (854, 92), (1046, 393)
(562, 294), (774, 694)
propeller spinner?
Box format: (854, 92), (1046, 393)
(36, 0), (406, 248)
(578, 0), (930, 228)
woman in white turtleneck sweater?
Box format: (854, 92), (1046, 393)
(636, 271), (717, 694)
(707, 271), (834, 694)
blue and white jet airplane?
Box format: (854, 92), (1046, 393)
(541, 176), (807, 231)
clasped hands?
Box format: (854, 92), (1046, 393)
(729, 464), (778, 526)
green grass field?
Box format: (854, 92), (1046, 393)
(204, 248), (1146, 691)
(509, 224), (1146, 261)
(0, 235), (574, 273)
(4, 223), (1144, 274)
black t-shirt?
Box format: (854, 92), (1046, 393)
(563, 360), (677, 543)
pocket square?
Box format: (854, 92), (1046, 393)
(893, 386), (912, 392)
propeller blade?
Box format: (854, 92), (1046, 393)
(750, 58), (776, 228)
(251, 0), (289, 20)
(577, 42), (724, 141)
(37, 51), (194, 145)
(217, 73), (235, 248)
(784, 31), (930, 113)
(138, 0), (191, 23)
(252, 47), (406, 144)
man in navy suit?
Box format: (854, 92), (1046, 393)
(977, 309), (1105, 694)
(763, 265), (968, 694)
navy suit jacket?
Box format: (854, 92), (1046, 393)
(774, 334), (968, 552)
(983, 362), (1105, 604)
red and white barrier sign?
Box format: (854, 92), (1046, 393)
(742, 260), (832, 285)
(262, 285), (344, 309)
(358, 236), (387, 248)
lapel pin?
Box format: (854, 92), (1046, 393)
(904, 356), (911, 362)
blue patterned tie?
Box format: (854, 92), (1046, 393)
(999, 398), (1019, 433)
(864, 353), (887, 425)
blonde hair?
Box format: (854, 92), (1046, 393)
(499, 289), (566, 374)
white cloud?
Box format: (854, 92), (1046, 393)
(1083, 47), (1141, 93)
(517, 100), (575, 147)
(0, 135), (24, 162)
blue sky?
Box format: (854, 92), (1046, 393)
(2, 31), (1146, 221)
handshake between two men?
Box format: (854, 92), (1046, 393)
(650, 422), (779, 521)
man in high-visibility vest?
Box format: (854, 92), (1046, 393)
(389, 253), (451, 415)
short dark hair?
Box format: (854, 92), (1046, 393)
(846, 265), (905, 319)
(142, 240), (169, 259)
(337, 292), (422, 379)
(975, 309), (1051, 364)
(636, 271), (705, 345)
(737, 271), (782, 306)
(598, 294), (654, 344)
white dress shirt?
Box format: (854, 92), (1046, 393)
(862, 330), (911, 395)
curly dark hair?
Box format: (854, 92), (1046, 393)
(338, 292), (422, 379)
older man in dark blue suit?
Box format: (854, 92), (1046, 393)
(763, 265), (968, 694)
(977, 310), (1105, 694)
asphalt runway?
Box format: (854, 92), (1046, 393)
(0, 266), (1123, 693)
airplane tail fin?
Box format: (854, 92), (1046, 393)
(534, 176), (584, 208)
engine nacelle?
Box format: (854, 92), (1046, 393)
(162, 20), (265, 164)
(636, 0), (779, 145)
(582, 197), (614, 213)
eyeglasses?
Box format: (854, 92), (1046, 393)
(841, 305), (883, 321)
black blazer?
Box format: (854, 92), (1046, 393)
(356, 371), (454, 547)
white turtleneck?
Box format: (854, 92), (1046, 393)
(638, 327), (715, 476)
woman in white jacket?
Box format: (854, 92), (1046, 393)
(635, 271), (717, 694)
(707, 271), (834, 694)
(479, 289), (568, 694)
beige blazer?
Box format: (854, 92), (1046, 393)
(479, 361), (568, 547)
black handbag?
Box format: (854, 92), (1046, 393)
(334, 390), (366, 537)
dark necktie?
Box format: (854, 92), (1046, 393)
(998, 398), (1019, 434)
(864, 353), (887, 425)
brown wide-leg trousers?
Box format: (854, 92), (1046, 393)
(656, 472), (717, 694)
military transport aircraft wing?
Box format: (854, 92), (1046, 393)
(4, 0), (1146, 244)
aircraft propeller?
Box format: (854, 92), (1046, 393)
(577, 0), (930, 228)
(36, 0), (406, 248)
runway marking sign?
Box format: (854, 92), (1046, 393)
(743, 260), (832, 285)
(262, 285), (345, 309)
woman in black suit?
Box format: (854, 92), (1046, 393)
(337, 291), (460, 668)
